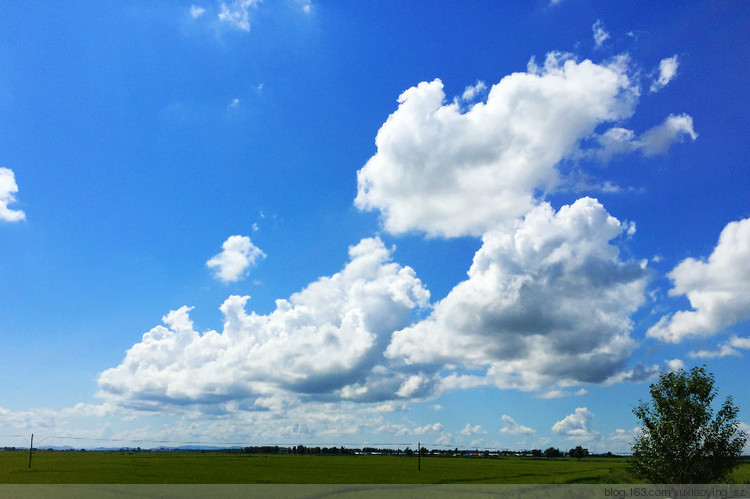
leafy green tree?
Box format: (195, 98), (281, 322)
(631, 366), (747, 483)
(569, 445), (589, 461)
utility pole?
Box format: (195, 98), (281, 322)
(418, 441), (421, 471)
(28, 434), (33, 469)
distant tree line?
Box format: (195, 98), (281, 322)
(225, 445), (600, 459)
(3, 443), (612, 458)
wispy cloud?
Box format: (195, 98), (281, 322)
(592, 20), (610, 49)
(298, 0), (312, 14)
(586, 114), (697, 161)
(190, 5), (206, 19)
(539, 388), (589, 399)
(218, 0), (261, 31)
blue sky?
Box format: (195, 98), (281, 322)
(1, 1), (749, 453)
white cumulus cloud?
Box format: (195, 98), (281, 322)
(412, 422), (443, 436)
(552, 407), (599, 441)
(395, 373), (434, 399)
(689, 335), (750, 359)
(648, 217), (750, 343)
(98, 238), (430, 409)
(386, 197), (648, 392)
(461, 80), (487, 101)
(207, 235), (265, 283)
(730, 335), (750, 349)
(689, 344), (739, 359)
(637, 114), (697, 156)
(499, 415), (535, 435)
(665, 358), (684, 371)
(0, 167), (26, 222)
(651, 55), (679, 92)
(355, 52), (639, 238)
(459, 423), (486, 436)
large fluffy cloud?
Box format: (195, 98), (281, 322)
(98, 238), (430, 409)
(648, 217), (750, 343)
(386, 197), (648, 391)
(0, 167), (26, 222)
(355, 53), (640, 238)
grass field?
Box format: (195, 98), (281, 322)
(1, 452), (748, 484)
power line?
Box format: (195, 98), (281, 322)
(0, 435), (29, 445)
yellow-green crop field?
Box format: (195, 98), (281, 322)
(1, 452), (748, 484)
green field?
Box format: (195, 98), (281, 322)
(0, 452), (747, 484)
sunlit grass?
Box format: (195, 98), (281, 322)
(1, 452), (747, 484)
